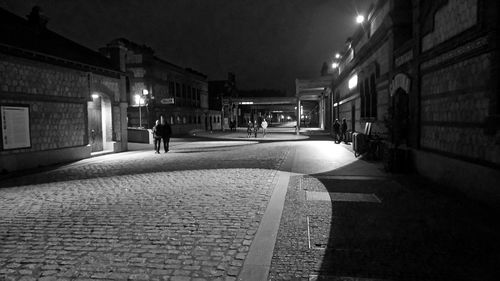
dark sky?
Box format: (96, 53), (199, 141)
(1, 0), (374, 94)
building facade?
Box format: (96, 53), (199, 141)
(331, 0), (499, 206)
(101, 38), (212, 135)
(208, 73), (237, 130)
(0, 7), (128, 173)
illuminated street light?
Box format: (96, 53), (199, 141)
(356, 15), (365, 23)
(335, 53), (341, 59)
(331, 62), (339, 69)
(136, 89), (149, 128)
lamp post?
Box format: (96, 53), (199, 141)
(135, 89), (149, 128)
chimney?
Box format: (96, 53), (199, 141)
(27, 6), (49, 29)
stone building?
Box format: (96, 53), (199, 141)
(0, 7), (128, 173)
(331, 0), (499, 206)
(100, 38), (211, 135)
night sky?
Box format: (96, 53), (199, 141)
(1, 0), (374, 95)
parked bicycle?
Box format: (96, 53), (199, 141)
(353, 133), (383, 160)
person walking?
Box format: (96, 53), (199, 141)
(333, 119), (340, 143)
(247, 121), (253, 138)
(157, 115), (172, 153)
(152, 120), (161, 154)
(254, 122), (259, 138)
(261, 119), (268, 137)
(341, 118), (348, 144)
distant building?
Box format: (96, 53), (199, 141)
(0, 6), (128, 173)
(208, 72), (237, 130)
(331, 0), (500, 206)
(100, 38), (211, 135)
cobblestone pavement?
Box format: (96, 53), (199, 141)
(0, 140), (290, 281)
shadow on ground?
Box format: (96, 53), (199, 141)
(309, 162), (500, 281)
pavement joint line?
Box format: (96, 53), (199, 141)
(238, 171), (290, 281)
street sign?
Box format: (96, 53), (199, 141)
(160, 98), (175, 104)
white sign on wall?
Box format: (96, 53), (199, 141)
(160, 98), (175, 104)
(1, 105), (31, 150)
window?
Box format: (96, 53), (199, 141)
(175, 83), (180, 97)
(369, 74), (377, 118)
(359, 62), (379, 119)
(169, 82), (175, 96)
(360, 74), (377, 119)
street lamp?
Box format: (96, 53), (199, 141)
(136, 89), (149, 128)
(356, 15), (365, 24)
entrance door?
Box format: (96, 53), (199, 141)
(88, 96), (103, 152)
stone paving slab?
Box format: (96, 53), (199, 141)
(268, 175), (500, 281)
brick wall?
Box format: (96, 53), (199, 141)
(422, 0), (478, 52)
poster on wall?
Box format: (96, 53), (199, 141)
(1, 105), (31, 150)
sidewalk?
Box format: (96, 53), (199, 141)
(267, 141), (500, 281)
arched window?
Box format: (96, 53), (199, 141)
(360, 63), (379, 119)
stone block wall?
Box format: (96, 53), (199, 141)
(0, 54), (88, 97)
(422, 0), (478, 52)
(1, 53), (127, 172)
(0, 55), (88, 155)
(420, 52), (499, 165)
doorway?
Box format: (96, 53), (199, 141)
(88, 94), (113, 153)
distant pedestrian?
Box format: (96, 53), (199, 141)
(333, 119), (340, 143)
(152, 120), (161, 154)
(341, 118), (348, 144)
(261, 119), (268, 137)
(247, 121), (253, 138)
(254, 122), (259, 138)
(156, 115), (172, 153)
